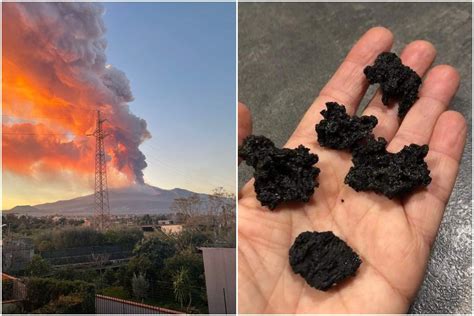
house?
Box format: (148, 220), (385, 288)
(82, 218), (92, 227)
(157, 219), (173, 225)
(160, 224), (183, 234)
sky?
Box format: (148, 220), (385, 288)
(2, 3), (236, 209)
(102, 3), (236, 193)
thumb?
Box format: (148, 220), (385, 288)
(238, 102), (252, 145)
(238, 102), (252, 165)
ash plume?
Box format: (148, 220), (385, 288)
(3, 2), (150, 184)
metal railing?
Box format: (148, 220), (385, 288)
(95, 294), (183, 314)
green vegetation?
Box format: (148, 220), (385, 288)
(9, 225), (220, 312)
(2, 214), (83, 236)
(52, 267), (101, 284)
(34, 294), (85, 314)
(24, 277), (95, 313)
(173, 267), (192, 309)
(132, 272), (149, 301)
(85, 231), (208, 312)
(100, 286), (128, 299)
(34, 227), (143, 251)
(25, 255), (51, 277)
(4, 188), (235, 313)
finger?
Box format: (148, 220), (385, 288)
(291, 27), (393, 141)
(238, 102), (252, 145)
(363, 40), (437, 141)
(388, 65), (460, 152)
(238, 102), (253, 165)
(404, 111), (467, 246)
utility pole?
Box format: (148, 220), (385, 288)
(88, 110), (111, 231)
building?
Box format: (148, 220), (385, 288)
(157, 219), (173, 225)
(160, 224), (183, 234)
(82, 218), (92, 227)
(199, 247), (236, 314)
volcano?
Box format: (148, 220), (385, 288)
(5, 184), (211, 217)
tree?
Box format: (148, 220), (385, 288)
(105, 228), (143, 246)
(34, 228), (107, 251)
(123, 256), (152, 296)
(103, 269), (117, 286)
(141, 214), (153, 225)
(133, 236), (176, 271)
(164, 248), (207, 309)
(165, 248), (204, 284)
(132, 273), (149, 301)
(173, 267), (192, 309)
(171, 194), (202, 219)
(209, 187), (235, 219)
(37, 240), (54, 252)
(124, 236), (175, 296)
(91, 253), (110, 289)
(208, 187), (236, 244)
(26, 255), (50, 277)
(174, 228), (213, 251)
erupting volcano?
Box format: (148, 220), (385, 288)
(3, 3), (151, 191)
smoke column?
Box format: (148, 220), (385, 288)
(3, 2), (151, 185)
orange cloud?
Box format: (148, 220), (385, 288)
(2, 3), (150, 189)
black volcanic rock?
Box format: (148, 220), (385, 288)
(364, 52), (421, 117)
(239, 135), (320, 210)
(316, 102), (378, 150)
(289, 231), (362, 291)
(345, 137), (432, 198)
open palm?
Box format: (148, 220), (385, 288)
(238, 27), (467, 313)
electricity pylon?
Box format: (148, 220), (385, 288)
(88, 110), (111, 231)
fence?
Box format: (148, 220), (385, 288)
(95, 294), (182, 314)
(2, 238), (35, 272)
(41, 245), (133, 266)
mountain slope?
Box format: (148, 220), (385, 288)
(7, 184), (210, 217)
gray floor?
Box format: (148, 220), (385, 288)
(238, 2), (472, 313)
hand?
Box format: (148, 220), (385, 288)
(238, 27), (467, 313)
(238, 102), (252, 165)
(238, 102), (252, 145)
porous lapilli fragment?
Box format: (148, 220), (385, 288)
(345, 137), (432, 198)
(289, 231), (362, 291)
(364, 52), (421, 117)
(239, 135), (320, 210)
(315, 102), (378, 150)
